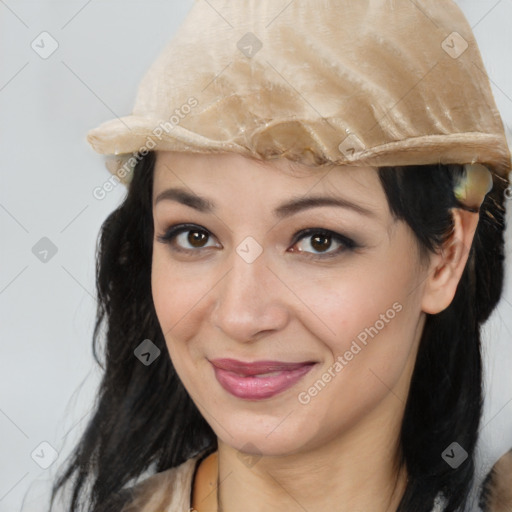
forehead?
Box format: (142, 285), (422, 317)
(153, 151), (384, 201)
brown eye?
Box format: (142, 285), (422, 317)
(187, 230), (209, 248)
(310, 233), (333, 252)
(156, 224), (219, 253)
(290, 228), (356, 259)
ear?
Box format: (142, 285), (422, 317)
(421, 208), (480, 314)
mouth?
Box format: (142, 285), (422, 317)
(209, 358), (316, 400)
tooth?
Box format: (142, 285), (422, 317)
(256, 371), (282, 377)
(233, 370), (283, 377)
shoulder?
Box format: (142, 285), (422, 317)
(118, 451), (207, 512)
(480, 449), (512, 512)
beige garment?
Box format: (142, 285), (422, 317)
(86, 0), (511, 187)
(120, 451), (207, 512)
(481, 449), (512, 512)
(119, 451), (445, 512)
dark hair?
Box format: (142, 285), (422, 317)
(48, 151), (509, 512)
(379, 163), (508, 512)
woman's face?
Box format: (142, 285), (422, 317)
(151, 151), (430, 456)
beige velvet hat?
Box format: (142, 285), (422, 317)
(87, 0), (511, 199)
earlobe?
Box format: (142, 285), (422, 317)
(421, 208), (480, 315)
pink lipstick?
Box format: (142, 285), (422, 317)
(210, 358), (315, 400)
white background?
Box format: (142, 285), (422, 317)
(0, 1), (511, 511)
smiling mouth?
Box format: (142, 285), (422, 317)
(209, 358), (316, 400)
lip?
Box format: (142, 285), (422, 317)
(209, 358), (316, 400)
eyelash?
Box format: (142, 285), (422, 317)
(156, 223), (358, 260)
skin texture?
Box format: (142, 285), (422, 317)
(151, 151), (479, 512)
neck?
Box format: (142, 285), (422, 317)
(193, 394), (409, 512)
(220, 431), (406, 511)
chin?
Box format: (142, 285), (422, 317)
(212, 411), (318, 457)
(225, 435), (309, 459)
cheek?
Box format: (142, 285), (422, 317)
(291, 261), (417, 353)
(289, 272), (421, 440)
(290, 258), (423, 408)
(151, 248), (208, 347)
(150, 249), (212, 398)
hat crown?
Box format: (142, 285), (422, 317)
(87, 0), (511, 184)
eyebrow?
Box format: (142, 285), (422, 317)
(154, 187), (376, 219)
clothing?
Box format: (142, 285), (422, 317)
(480, 449), (512, 511)
(86, 0), (511, 188)
(119, 450), (445, 512)
(119, 451), (208, 512)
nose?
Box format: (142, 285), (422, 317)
(210, 247), (290, 343)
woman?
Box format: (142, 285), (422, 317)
(49, 1), (511, 511)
